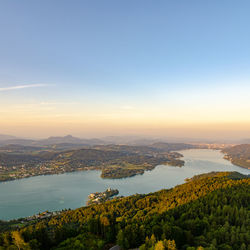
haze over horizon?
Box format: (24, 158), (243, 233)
(1, 1), (250, 139)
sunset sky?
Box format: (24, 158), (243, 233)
(0, 1), (250, 139)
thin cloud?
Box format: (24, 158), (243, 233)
(40, 102), (77, 105)
(0, 84), (49, 92)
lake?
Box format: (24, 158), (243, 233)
(0, 149), (249, 220)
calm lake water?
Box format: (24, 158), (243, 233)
(0, 149), (249, 220)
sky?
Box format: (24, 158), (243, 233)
(0, 0), (250, 139)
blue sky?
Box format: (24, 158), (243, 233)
(0, 1), (250, 138)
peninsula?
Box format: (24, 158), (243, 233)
(222, 144), (250, 169)
(0, 143), (190, 181)
(86, 188), (119, 205)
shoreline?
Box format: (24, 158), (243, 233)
(1, 149), (250, 221)
(0, 167), (100, 184)
(1, 149), (249, 184)
(0, 159), (184, 183)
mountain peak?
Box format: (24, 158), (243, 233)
(64, 135), (74, 138)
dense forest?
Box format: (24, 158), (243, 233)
(0, 171), (249, 249)
(222, 144), (250, 169)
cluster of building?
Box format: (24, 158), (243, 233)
(87, 188), (119, 205)
(196, 143), (235, 149)
(0, 162), (87, 182)
(22, 211), (62, 222)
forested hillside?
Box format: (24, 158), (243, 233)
(0, 172), (249, 249)
(223, 144), (250, 169)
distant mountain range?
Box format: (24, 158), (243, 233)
(0, 134), (18, 141)
(0, 134), (161, 147)
(0, 133), (249, 147)
(37, 135), (105, 146)
(0, 134), (106, 147)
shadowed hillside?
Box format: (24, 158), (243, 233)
(223, 144), (250, 169)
